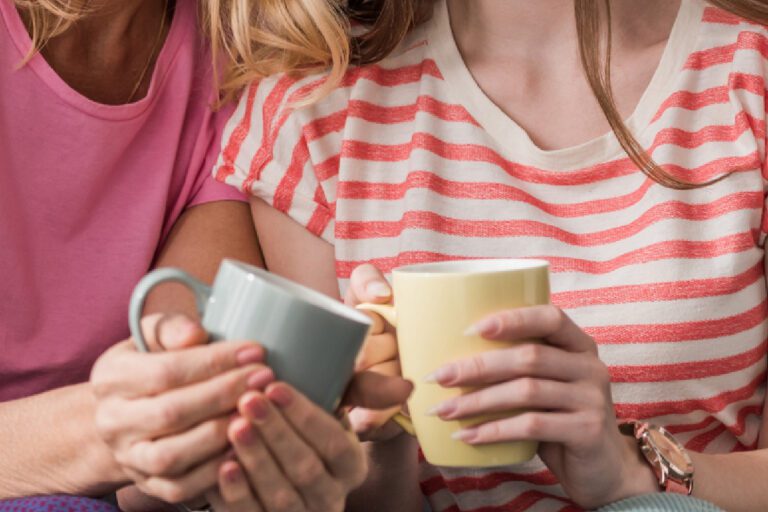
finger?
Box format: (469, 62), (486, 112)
(260, 384), (365, 493)
(104, 365), (274, 439)
(467, 305), (596, 354)
(428, 344), (593, 387)
(348, 405), (402, 434)
(207, 491), (228, 512)
(429, 379), (601, 420)
(344, 264), (391, 306)
(355, 332), (398, 371)
(152, 313), (209, 350)
(138, 452), (228, 504)
(342, 370), (413, 410)
(126, 416), (231, 476)
(219, 460), (264, 512)
(240, 389), (347, 509)
(228, 416), (306, 512)
(452, 410), (607, 447)
(92, 339), (266, 398)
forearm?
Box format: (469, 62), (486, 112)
(0, 382), (128, 499)
(346, 432), (421, 512)
(687, 449), (768, 511)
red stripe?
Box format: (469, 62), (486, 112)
(609, 338), (768, 383)
(685, 423), (728, 452)
(662, 403), (760, 438)
(614, 370), (766, 418)
(215, 82), (260, 182)
(272, 138), (311, 214)
(652, 73), (765, 123)
(684, 31), (768, 71)
(334, 232), (757, 278)
(586, 299), (766, 344)
(434, 491), (572, 512)
(335, 192), (762, 243)
(553, 260), (764, 309)
(315, 154), (340, 181)
(340, 59), (443, 87)
(341, 133), (757, 187)
(652, 111), (763, 150)
(421, 469), (558, 496)
(703, 7), (746, 25)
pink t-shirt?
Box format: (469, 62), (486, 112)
(0, 1), (243, 401)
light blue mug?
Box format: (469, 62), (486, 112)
(129, 259), (372, 412)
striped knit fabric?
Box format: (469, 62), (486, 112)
(597, 494), (723, 512)
(215, 0), (768, 510)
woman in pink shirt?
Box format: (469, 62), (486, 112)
(0, 2), (405, 511)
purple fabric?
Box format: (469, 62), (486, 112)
(0, 495), (118, 512)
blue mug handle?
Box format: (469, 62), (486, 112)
(128, 268), (212, 352)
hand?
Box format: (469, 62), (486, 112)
(205, 380), (411, 512)
(91, 313), (275, 503)
(427, 305), (658, 508)
(343, 264), (407, 441)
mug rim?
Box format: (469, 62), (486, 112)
(221, 259), (372, 326)
(392, 258), (549, 276)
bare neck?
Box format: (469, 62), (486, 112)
(447, 0), (682, 60)
(26, 0), (171, 105)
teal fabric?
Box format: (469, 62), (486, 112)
(597, 494), (723, 512)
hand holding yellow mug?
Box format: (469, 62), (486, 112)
(358, 259), (550, 467)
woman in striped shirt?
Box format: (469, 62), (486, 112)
(214, 0), (768, 510)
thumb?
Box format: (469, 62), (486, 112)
(138, 313), (209, 351)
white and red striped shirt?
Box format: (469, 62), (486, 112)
(215, 1), (768, 510)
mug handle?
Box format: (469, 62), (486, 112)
(356, 303), (416, 436)
(128, 268), (213, 353)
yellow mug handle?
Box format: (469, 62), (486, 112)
(356, 303), (416, 437)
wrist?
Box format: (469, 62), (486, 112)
(619, 434), (663, 498)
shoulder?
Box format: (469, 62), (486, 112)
(227, 21), (441, 138)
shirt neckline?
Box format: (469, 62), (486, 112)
(0, 1), (190, 121)
(425, 0), (704, 170)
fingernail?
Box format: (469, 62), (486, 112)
(464, 317), (500, 338)
(426, 400), (455, 418)
(235, 423), (256, 444)
(223, 463), (241, 483)
(267, 384), (294, 408)
(243, 395), (269, 423)
(366, 281), (391, 299)
(247, 368), (274, 389)
(452, 428), (478, 443)
(424, 366), (456, 385)
(237, 346), (264, 365)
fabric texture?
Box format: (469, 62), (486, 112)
(216, 0), (768, 510)
(597, 494), (723, 512)
(0, 495), (119, 512)
(0, 0), (243, 401)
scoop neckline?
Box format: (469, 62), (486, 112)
(0, 1), (189, 121)
(424, 0), (704, 170)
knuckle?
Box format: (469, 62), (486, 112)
(517, 378), (540, 402)
(464, 354), (488, 380)
(94, 405), (120, 442)
(155, 402), (182, 430)
(143, 446), (178, 475)
(519, 413), (543, 438)
(541, 306), (566, 331)
(147, 360), (177, 391)
(292, 457), (324, 487)
(270, 488), (301, 512)
(582, 410), (606, 441)
(518, 344), (543, 373)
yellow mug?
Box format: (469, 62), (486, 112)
(359, 258), (550, 467)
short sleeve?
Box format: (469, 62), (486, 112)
(188, 101), (247, 207)
(214, 74), (344, 244)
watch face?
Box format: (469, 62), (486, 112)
(647, 428), (693, 475)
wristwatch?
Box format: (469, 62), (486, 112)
(619, 420), (694, 495)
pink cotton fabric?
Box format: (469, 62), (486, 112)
(0, 0), (243, 401)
